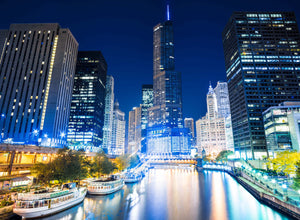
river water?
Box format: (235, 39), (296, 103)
(34, 168), (290, 220)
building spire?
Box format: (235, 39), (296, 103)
(166, 3), (170, 20)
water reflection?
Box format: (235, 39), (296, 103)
(36, 168), (290, 220)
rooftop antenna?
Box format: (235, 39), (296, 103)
(167, 3), (170, 20)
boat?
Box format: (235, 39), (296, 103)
(124, 172), (142, 183)
(13, 183), (87, 219)
(87, 177), (124, 195)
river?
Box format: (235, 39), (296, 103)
(32, 168), (290, 220)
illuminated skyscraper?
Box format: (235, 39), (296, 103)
(223, 12), (300, 159)
(0, 23), (78, 147)
(128, 106), (142, 154)
(147, 5), (190, 155)
(67, 51), (107, 148)
(111, 101), (125, 155)
(196, 85), (226, 158)
(103, 75), (114, 153)
(141, 84), (153, 153)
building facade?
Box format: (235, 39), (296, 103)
(110, 101), (125, 156)
(0, 23), (78, 147)
(184, 118), (195, 146)
(67, 51), (107, 148)
(263, 102), (300, 157)
(141, 85), (153, 153)
(147, 6), (190, 155)
(196, 85), (226, 158)
(222, 12), (300, 159)
(128, 106), (142, 154)
(103, 75), (114, 153)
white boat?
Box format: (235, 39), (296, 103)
(124, 173), (142, 183)
(88, 178), (124, 195)
(13, 183), (87, 219)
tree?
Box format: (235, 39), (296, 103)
(216, 150), (234, 162)
(266, 150), (300, 176)
(91, 152), (115, 178)
(31, 147), (89, 186)
(114, 155), (129, 171)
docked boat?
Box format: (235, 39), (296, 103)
(13, 183), (87, 219)
(87, 178), (124, 195)
(124, 172), (142, 183)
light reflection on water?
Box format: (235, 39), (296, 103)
(37, 168), (290, 220)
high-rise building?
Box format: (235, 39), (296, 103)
(0, 23), (78, 147)
(196, 85), (227, 158)
(147, 5), (190, 155)
(111, 101), (125, 155)
(103, 75), (114, 153)
(67, 51), (107, 148)
(184, 118), (195, 145)
(213, 82), (234, 152)
(214, 81), (231, 118)
(128, 106), (142, 154)
(263, 102), (300, 157)
(141, 84), (153, 153)
(222, 12), (300, 159)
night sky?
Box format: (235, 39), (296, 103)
(0, 0), (300, 122)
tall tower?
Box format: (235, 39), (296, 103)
(149, 4), (182, 128)
(0, 23), (78, 147)
(222, 12), (300, 159)
(111, 101), (125, 155)
(68, 51), (107, 148)
(147, 5), (189, 155)
(103, 75), (114, 153)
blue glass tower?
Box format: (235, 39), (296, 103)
(147, 5), (190, 155)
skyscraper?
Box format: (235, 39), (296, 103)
(141, 84), (153, 153)
(214, 82), (231, 118)
(147, 5), (189, 155)
(0, 23), (78, 147)
(128, 106), (142, 154)
(103, 75), (114, 153)
(184, 118), (195, 145)
(67, 51), (107, 148)
(213, 82), (234, 151)
(111, 101), (125, 155)
(196, 85), (226, 158)
(222, 12), (300, 159)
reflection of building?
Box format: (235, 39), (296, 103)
(141, 85), (153, 153)
(184, 118), (195, 145)
(103, 75), (114, 153)
(68, 51), (107, 148)
(147, 5), (190, 155)
(128, 106), (142, 154)
(223, 12), (300, 159)
(0, 23), (78, 147)
(263, 102), (300, 157)
(110, 101), (125, 155)
(196, 85), (226, 158)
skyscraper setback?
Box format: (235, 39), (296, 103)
(0, 23), (78, 147)
(222, 12), (300, 159)
(147, 6), (190, 154)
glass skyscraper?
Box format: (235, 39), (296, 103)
(222, 12), (300, 159)
(67, 51), (107, 148)
(103, 75), (114, 153)
(141, 84), (153, 153)
(0, 23), (78, 147)
(147, 6), (190, 155)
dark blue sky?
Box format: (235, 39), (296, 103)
(0, 0), (300, 121)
